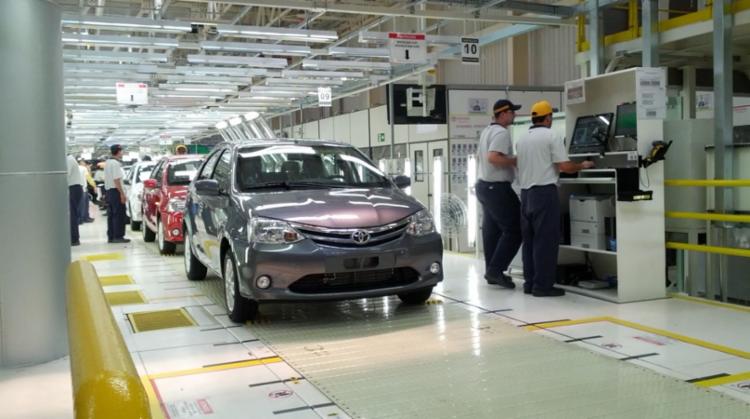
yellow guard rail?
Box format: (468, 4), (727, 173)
(66, 260), (151, 419)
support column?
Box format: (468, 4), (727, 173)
(587, 0), (603, 76)
(0, 0), (69, 366)
(681, 66), (697, 119)
(642, 0), (659, 67)
(712, 0), (734, 301)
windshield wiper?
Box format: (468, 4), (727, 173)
(242, 181), (291, 190)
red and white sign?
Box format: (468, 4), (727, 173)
(116, 82), (148, 105)
(388, 32), (427, 64)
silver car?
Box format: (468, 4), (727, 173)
(183, 140), (443, 321)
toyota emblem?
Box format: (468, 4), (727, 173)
(351, 230), (371, 245)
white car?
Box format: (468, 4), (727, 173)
(124, 161), (155, 231)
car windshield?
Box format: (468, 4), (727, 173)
(236, 144), (390, 191)
(167, 160), (201, 185)
(136, 164), (154, 182)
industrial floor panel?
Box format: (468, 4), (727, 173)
(242, 299), (750, 419)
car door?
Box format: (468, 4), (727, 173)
(191, 149), (224, 266)
(205, 149), (232, 269)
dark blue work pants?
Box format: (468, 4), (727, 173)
(79, 188), (90, 223)
(106, 188), (126, 241)
(69, 185), (83, 244)
(475, 180), (522, 279)
(520, 185), (560, 292)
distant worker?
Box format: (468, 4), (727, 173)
(175, 144), (188, 155)
(475, 99), (522, 289)
(66, 154), (84, 246)
(104, 145), (130, 243)
(516, 101), (594, 297)
(78, 159), (95, 224)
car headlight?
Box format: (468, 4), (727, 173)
(167, 197), (186, 212)
(406, 209), (436, 236)
(248, 217), (303, 244)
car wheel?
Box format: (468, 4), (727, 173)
(397, 286), (434, 305)
(142, 211), (155, 242)
(184, 227), (207, 281)
(223, 251), (258, 322)
(157, 217), (176, 255)
(129, 205), (141, 231)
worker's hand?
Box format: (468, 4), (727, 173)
(120, 192), (127, 204)
(581, 160), (595, 169)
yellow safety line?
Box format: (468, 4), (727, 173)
(128, 307), (197, 333)
(667, 241), (750, 258)
(526, 316), (750, 359)
(695, 371), (750, 388)
(669, 293), (750, 314)
(99, 274), (135, 285)
(147, 356), (284, 380)
(80, 252), (124, 262)
(666, 211), (750, 223)
(140, 376), (167, 419)
(665, 179), (750, 187)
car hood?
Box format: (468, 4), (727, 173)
(241, 187), (423, 228)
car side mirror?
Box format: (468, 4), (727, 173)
(392, 175), (411, 189)
(195, 179), (220, 196)
(143, 179), (157, 189)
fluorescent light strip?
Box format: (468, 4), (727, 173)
(187, 54), (288, 68)
(302, 59), (391, 71)
(165, 75), (251, 85)
(158, 83), (238, 93)
(281, 70), (365, 79)
(61, 34), (180, 48)
(174, 66), (268, 77)
(216, 24), (338, 43)
(61, 14), (192, 33)
(201, 41), (311, 56)
(327, 47), (390, 58)
(64, 63), (159, 73)
(265, 78), (344, 86)
(63, 50), (170, 63)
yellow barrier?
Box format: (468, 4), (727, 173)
(66, 261), (151, 419)
(666, 242), (750, 258)
(665, 211), (750, 223)
(665, 179), (750, 187)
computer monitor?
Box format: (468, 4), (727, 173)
(614, 102), (637, 138)
(569, 113), (613, 154)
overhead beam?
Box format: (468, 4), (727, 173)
(488, 0), (575, 18)
(180, 0), (574, 26)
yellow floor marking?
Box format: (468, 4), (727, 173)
(148, 294), (206, 302)
(140, 376), (167, 419)
(128, 308), (196, 333)
(670, 293), (750, 314)
(80, 252), (124, 262)
(525, 315), (750, 360)
(695, 371), (750, 388)
(147, 356), (284, 380)
(99, 274), (134, 286)
(105, 290), (148, 306)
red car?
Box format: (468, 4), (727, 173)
(142, 155), (203, 254)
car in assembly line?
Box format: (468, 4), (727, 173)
(183, 140), (444, 321)
(142, 155), (203, 254)
(123, 160), (155, 231)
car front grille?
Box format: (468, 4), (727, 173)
(294, 219), (409, 247)
(289, 267), (419, 294)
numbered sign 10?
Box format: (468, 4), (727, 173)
(461, 38), (480, 65)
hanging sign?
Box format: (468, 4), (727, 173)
(116, 82), (148, 105)
(317, 87), (332, 107)
(565, 79), (586, 105)
(461, 37), (480, 65)
(388, 32), (427, 64)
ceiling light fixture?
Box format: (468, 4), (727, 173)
(327, 47), (390, 58)
(216, 24), (338, 43)
(187, 54), (288, 68)
(302, 59), (391, 71)
(61, 14), (192, 33)
(61, 34), (180, 48)
(201, 41), (312, 56)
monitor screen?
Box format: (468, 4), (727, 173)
(569, 113), (613, 154)
(614, 102), (637, 138)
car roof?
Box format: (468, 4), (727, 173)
(160, 154), (203, 163)
(221, 139), (352, 150)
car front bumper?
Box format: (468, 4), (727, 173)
(232, 233), (443, 302)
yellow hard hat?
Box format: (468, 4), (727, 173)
(530, 100), (556, 117)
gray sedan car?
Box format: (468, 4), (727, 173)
(183, 140), (443, 321)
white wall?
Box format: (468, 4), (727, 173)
(333, 114), (351, 143)
(318, 118), (333, 140)
(349, 110), (370, 148)
(529, 27), (579, 86)
(302, 121), (318, 139)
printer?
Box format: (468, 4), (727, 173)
(569, 194), (615, 250)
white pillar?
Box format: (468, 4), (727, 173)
(0, 0), (69, 366)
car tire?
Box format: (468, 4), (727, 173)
(184, 227), (207, 281)
(129, 206), (141, 231)
(223, 251), (259, 322)
(397, 286), (434, 305)
(157, 216), (177, 255)
(142, 212), (155, 242)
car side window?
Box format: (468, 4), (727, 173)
(152, 161), (165, 186)
(198, 150), (223, 180)
(212, 150), (232, 192)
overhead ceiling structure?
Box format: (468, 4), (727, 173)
(56, 0), (574, 146)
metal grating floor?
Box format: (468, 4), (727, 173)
(105, 290), (147, 306)
(99, 274), (134, 286)
(128, 308), (196, 333)
(239, 298), (750, 419)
